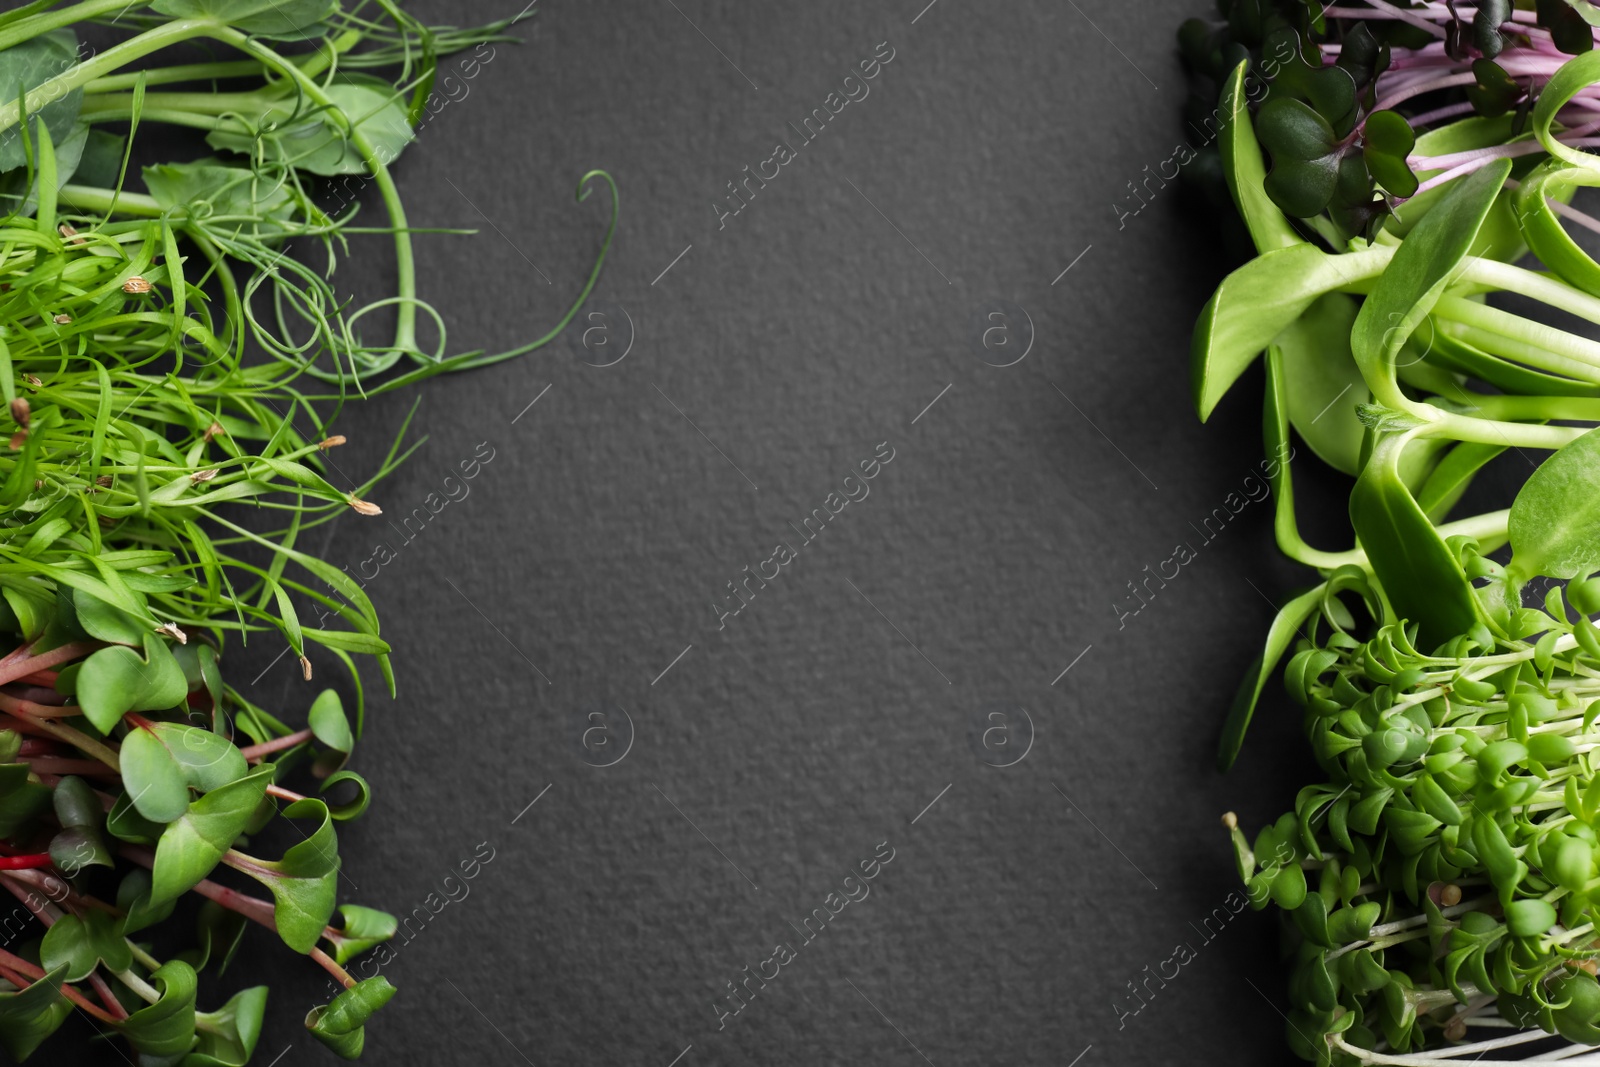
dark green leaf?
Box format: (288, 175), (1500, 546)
(0, 964), (70, 1062)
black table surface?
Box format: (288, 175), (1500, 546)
(54, 1), (1366, 1064)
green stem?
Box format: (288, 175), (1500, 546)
(57, 185), (162, 218)
(83, 28), (363, 94)
(112, 968), (160, 1005)
(211, 26), (420, 363)
(0, 0), (135, 53)
(1424, 411), (1589, 450)
(0, 20), (218, 136)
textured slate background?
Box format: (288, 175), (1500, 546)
(62, 1), (1361, 1063)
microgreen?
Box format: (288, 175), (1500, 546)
(0, 0), (616, 1062)
(1179, 3), (1600, 1064)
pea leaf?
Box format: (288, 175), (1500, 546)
(150, 765), (275, 906)
(39, 910), (131, 983)
(147, 0), (336, 37)
(117, 960), (197, 1058)
(143, 159), (295, 231)
(76, 633), (189, 735)
(0, 964), (70, 1063)
(0, 30), (83, 173)
(236, 798), (340, 953)
(1507, 427), (1600, 582)
(185, 986), (267, 1067)
(122, 722), (247, 824)
(305, 977), (395, 1060)
(205, 75), (415, 177)
(324, 904), (397, 966)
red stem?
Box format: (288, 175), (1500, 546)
(239, 728), (313, 761)
(0, 691), (85, 719)
(87, 970), (129, 1021)
(0, 947), (120, 1025)
(0, 854), (54, 870)
(310, 945), (356, 989)
(0, 643), (97, 688)
(266, 784), (307, 803)
(23, 757), (114, 776)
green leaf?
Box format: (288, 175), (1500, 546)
(1351, 157), (1512, 413)
(320, 770), (370, 821)
(1505, 898), (1559, 936)
(143, 159), (295, 231)
(0, 764), (50, 839)
(189, 901), (248, 976)
(107, 790), (166, 846)
(206, 75), (414, 177)
(71, 587), (148, 646)
(1516, 158), (1600, 297)
(117, 959), (197, 1058)
(147, 0), (336, 36)
(1534, 50), (1600, 175)
(1362, 110), (1418, 198)
(1418, 441), (1508, 523)
(0, 30), (84, 173)
(1351, 430), (1482, 647)
(117, 868), (177, 935)
(1507, 427), (1600, 582)
(122, 722), (247, 824)
(76, 633), (189, 734)
(0, 964), (70, 1062)
(1219, 583), (1327, 770)
(150, 765), (275, 906)
(237, 798), (340, 953)
(1277, 293), (1367, 475)
(185, 986), (267, 1067)
(1218, 60), (1301, 253)
(324, 904), (397, 966)
(1191, 243), (1390, 420)
(305, 977), (395, 1060)
(39, 910), (131, 983)
(308, 689), (352, 776)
